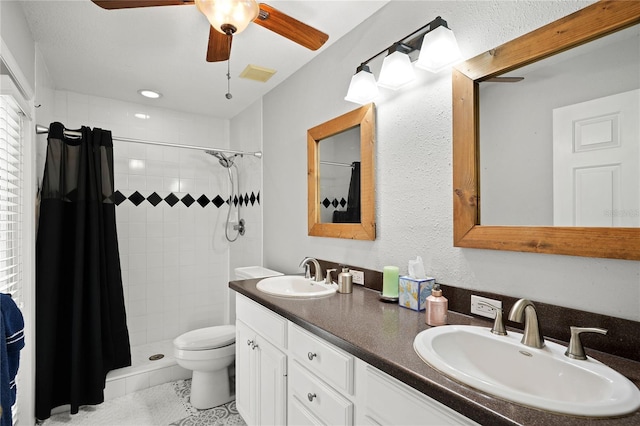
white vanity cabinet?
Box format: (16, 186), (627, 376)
(236, 295), (288, 426)
(235, 294), (477, 426)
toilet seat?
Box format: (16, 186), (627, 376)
(173, 325), (235, 351)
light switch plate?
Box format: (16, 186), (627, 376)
(470, 295), (502, 319)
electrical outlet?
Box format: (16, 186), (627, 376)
(470, 295), (502, 319)
(351, 269), (364, 285)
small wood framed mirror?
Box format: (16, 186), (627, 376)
(307, 103), (376, 240)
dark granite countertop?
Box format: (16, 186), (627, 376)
(230, 278), (640, 426)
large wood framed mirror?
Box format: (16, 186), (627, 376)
(453, 1), (640, 260)
(308, 103), (375, 240)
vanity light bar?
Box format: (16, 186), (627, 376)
(345, 16), (461, 104)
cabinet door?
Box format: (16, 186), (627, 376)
(236, 320), (257, 425)
(255, 336), (287, 426)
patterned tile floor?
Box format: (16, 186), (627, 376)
(171, 380), (246, 426)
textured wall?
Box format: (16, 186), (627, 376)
(263, 1), (640, 321)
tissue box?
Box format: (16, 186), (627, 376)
(398, 276), (435, 311)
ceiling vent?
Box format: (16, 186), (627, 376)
(239, 65), (277, 83)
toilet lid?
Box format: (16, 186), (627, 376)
(173, 325), (236, 350)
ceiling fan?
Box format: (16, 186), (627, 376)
(91, 0), (329, 62)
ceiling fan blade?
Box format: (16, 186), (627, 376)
(92, 0), (193, 10)
(254, 3), (328, 51)
(486, 77), (525, 83)
(207, 27), (232, 62)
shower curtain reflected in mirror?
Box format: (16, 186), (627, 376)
(35, 122), (131, 420)
(332, 161), (361, 223)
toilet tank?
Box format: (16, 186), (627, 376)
(234, 266), (283, 280)
(228, 266), (283, 325)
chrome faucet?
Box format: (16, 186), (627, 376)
(508, 299), (545, 349)
(299, 257), (323, 282)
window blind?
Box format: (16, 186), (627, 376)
(0, 93), (24, 425)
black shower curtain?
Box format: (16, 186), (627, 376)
(332, 161), (361, 223)
(35, 122), (131, 420)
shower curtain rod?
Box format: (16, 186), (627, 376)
(35, 124), (263, 158)
(320, 160), (355, 168)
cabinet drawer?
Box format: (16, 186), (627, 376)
(289, 323), (354, 394)
(290, 360), (353, 426)
(362, 363), (479, 426)
(236, 294), (287, 347)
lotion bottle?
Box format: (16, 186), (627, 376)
(425, 284), (448, 326)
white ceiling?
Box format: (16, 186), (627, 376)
(20, 0), (388, 119)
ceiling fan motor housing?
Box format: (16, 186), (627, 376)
(196, 0), (260, 35)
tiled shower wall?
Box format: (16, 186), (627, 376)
(39, 90), (261, 347)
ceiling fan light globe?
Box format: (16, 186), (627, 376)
(196, 0), (259, 35)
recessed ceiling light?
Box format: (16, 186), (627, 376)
(134, 113), (150, 120)
(138, 89), (162, 99)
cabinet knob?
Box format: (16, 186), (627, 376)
(252, 343), (259, 350)
(247, 339), (253, 346)
(307, 392), (317, 402)
(307, 352), (317, 361)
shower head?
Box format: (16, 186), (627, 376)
(206, 150), (237, 168)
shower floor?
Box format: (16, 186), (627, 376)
(49, 340), (191, 416)
(104, 339), (191, 401)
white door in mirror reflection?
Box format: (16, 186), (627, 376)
(553, 89), (639, 227)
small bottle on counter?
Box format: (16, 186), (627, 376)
(425, 283), (448, 326)
(337, 266), (353, 294)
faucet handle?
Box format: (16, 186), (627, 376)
(477, 301), (507, 336)
(565, 326), (607, 360)
(325, 269), (337, 284)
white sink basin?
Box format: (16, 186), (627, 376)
(413, 325), (640, 417)
(256, 275), (337, 298)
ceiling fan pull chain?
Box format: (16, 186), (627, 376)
(225, 34), (233, 100)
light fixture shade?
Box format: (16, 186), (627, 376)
(345, 66), (379, 104)
(416, 25), (462, 73)
(195, 0), (260, 34)
(377, 51), (416, 90)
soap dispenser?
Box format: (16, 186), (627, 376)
(425, 284), (448, 326)
(337, 266), (353, 294)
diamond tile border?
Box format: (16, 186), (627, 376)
(321, 197), (348, 209)
(113, 190), (261, 208)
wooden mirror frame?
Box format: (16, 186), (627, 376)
(308, 103), (376, 240)
(453, 1), (640, 260)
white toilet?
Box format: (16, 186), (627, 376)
(173, 325), (236, 409)
(173, 266), (282, 410)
